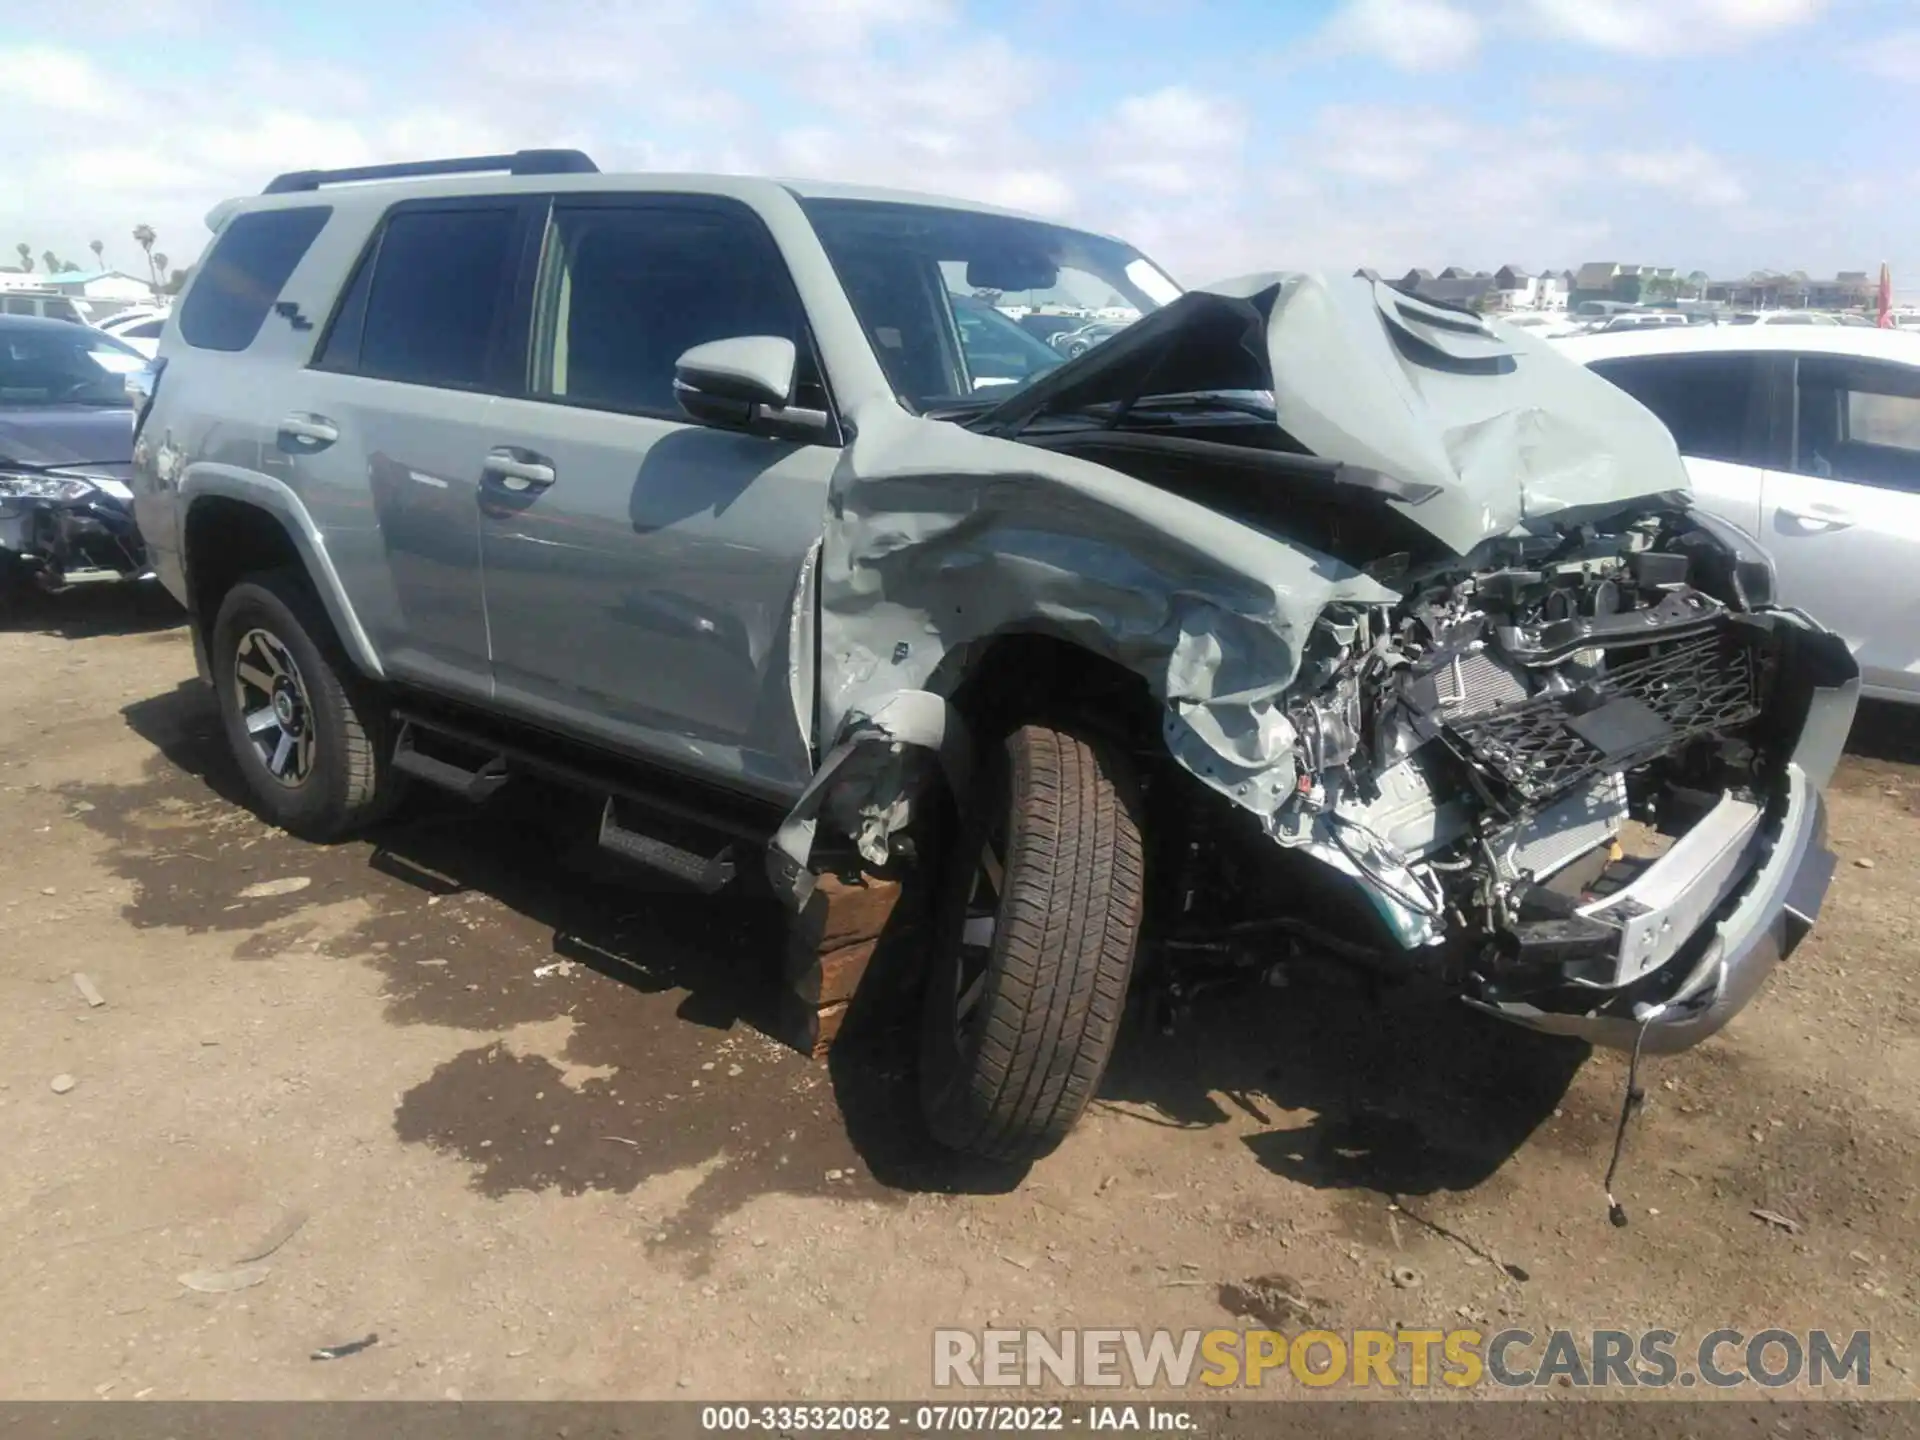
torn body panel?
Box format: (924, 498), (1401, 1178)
(774, 269), (1857, 1055)
(800, 416), (1398, 867)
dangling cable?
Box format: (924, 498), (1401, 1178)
(1603, 1003), (1665, 1227)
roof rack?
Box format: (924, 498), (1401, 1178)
(263, 149), (599, 195)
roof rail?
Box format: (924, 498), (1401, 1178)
(262, 149), (599, 195)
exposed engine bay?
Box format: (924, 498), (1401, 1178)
(1162, 500), (1809, 1021)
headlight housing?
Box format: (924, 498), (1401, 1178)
(0, 472), (100, 502)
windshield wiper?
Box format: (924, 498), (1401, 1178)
(1124, 390), (1276, 418)
(1024, 390), (1277, 430)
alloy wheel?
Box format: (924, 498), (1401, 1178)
(232, 627), (316, 787)
(953, 816), (1009, 1044)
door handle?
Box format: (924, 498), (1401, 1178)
(1777, 504), (1854, 532)
(277, 412), (338, 447)
(483, 447), (556, 492)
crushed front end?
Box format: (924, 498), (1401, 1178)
(0, 470), (149, 595)
(1169, 502), (1857, 1054)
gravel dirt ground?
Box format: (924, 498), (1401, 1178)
(1, 587), (1916, 1405)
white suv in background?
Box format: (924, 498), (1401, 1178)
(1557, 325), (1920, 704)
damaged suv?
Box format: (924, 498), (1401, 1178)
(132, 152), (1858, 1162)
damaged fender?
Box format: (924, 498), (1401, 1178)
(769, 688), (971, 904)
(767, 402), (1400, 902)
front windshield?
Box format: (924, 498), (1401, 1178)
(0, 322), (142, 407)
(799, 198), (1179, 412)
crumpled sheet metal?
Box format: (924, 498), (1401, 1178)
(1188, 273), (1689, 558)
(762, 413), (1400, 895)
(771, 269), (1693, 902)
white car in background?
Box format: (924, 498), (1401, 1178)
(1557, 325), (1920, 704)
(1726, 310), (1842, 327)
(93, 305), (170, 358)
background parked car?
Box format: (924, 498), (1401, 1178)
(93, 306), (170, 358)
(1013, 311), (1088, 346)
(0, 314), (149, 601)
(1049, 319), (1133, 357)
(1727, 310), (1842, 327)
(0, 289), (87, 324)
(1558, 324), (1920, 704)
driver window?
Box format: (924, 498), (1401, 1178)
(533, 204), (820, 417)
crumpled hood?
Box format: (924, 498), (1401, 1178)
(979, 273), (1691, 557)
(0, 405), (135, 474)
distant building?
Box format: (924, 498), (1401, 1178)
(1403, 273), (1499, 309)
(0, 268), (154, 304)
(1571, 262), (1688, 307)
(1701, 271), (1874, 310)
(1493, 265), (1540, 309)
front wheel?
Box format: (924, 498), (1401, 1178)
(210, 571), (395, 840)
(920, 723), (1146, 1162)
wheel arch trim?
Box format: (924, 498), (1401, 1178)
(179, 465), (385, 681)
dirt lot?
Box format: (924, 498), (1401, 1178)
(1, 587), (1916, 1404)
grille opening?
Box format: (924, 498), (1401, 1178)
(1443, 632), (1765, 806)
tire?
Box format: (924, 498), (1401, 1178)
(210, 570), (394, 840)
(920, 722), (1146, 1162)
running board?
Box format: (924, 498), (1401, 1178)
(391, 721), (511, 802)
(598, 799), (736, 893)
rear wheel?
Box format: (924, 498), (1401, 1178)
(920, 722), (1146, 1162)
(210, 571), (395, 840)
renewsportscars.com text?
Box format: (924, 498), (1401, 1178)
(932, 1328), (1873, 1390)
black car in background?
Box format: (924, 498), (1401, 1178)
(0, 315), (148, 602)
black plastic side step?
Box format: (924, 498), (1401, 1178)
(391, 722), (511, 802)
(598, 799), (736, 893)
(388, 704), (779, 844)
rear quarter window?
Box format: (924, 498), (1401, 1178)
(179, 206), (331, 352)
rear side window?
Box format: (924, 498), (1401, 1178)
(1795, 356), (1920, 493)
(179, 206), (331, 351)
(1588, 353), (1765, 465)
(327, 207), (519, 390)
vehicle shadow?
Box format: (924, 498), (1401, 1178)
(115, 681), (1580, 1208)
(122, 678), (796, 1030)
(1100, 970), (1590, 1200)
(117, 677), (1027, 1202)
(1844, 698), (1920, 765)
(0, 580), (184, 639)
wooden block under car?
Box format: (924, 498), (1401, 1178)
(779, 872), (909, 1058)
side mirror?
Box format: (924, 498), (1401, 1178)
(675, 335), (795, 410)
(672, 335), (834, 442)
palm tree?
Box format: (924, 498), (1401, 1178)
(14, 242), (31, 273)
(41, 250), (59, 275)
(89, 239), (105, 268)
(132, 224), (158, 291)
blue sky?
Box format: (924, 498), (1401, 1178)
(7, 0), (1920, 294)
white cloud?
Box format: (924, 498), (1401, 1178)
(1523, 0), (1826, 55)
(1850, 28), (1920, 83)
(0, 46), (122, 116)
(1312, 105), (1475, 185)
(1607, 145), (1749, 207)
(0, 5), (1906, 297)
(1103, 87), (1247, 196)
(1111, 88), (1247, 153)
(1319, 0), (1483, 71)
